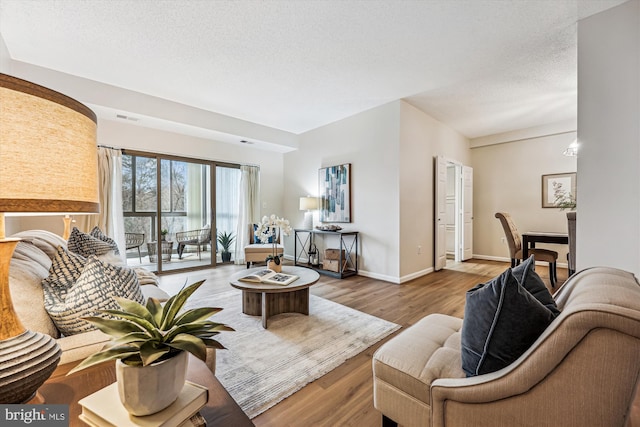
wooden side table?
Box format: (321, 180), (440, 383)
(229, 266), (320, 328)
(35, 356), (253, 426)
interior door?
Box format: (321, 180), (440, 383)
(434, 156), (447, 271)
(461, 165), (473, 261)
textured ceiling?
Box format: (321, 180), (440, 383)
(0, 0), (628, 140)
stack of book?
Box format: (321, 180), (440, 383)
(78, 381), (208, 427)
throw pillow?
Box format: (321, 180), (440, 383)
(90, 226), (120, 255)
(42, 246), (87, 305)
(45, 256), (144, 336)
(460, 268), (557, 377)
(511, 255), (560, 316)
(68, 227), (119, 258)
(253, 224), (274, 244)
(199, 224), (211, 242)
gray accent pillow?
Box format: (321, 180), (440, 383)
(45, 256), (144, 336)
(511, 255), (560, 316)
(68, 227), (118, 257)
(461, 268), (557, 377)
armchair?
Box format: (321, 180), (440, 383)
(125, 232), (145, 262)
(176, 225), (211, 261)
(243, 223), (283, 268)
(373, 267), (640, 427)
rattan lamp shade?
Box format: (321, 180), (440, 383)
(0, 74), (99, 215)
(0, 73), (99, 403)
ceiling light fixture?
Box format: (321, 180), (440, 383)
(563, 139), (578, 157)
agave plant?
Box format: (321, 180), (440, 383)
(217, 231), (235, 253)
(68, 280), (233, 374)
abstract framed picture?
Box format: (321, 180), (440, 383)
(319, 163), (351, 223)
(541, 172), (576, 208)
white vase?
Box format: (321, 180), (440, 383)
(115, 351), (188, 416)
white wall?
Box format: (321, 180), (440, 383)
(577, 0), (640, 275)
(398, 101), (470, 279)
(283, 101), (401, 281)
(283, 100), (470, 283)
(471, 129), (577, 263)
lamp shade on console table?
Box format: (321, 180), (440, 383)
(0, 73), (99, 403)
(299, 196), (318, 230)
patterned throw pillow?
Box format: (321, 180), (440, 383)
(89, 226), (120, 255)
(253, 224), (274, 244)
(42, 246), (87, 305)
(68, 227), (119, 257)
(45, 256), (144, 336)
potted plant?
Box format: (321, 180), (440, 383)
(68, 280), (233, 416)
(161, 229), (168, 241)
(217, 231), (235, 263)
(255, 214), (292, 272)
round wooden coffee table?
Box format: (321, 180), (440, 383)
(229, 266), (320, 328)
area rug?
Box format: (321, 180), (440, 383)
(187, 289), (400, 419)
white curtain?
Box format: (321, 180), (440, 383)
(77, 147), (126, 259)
(234, 165), (260, 265)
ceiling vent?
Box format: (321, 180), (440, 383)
(116, 113), (140, 122)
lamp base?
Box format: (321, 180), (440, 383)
(302, 211), (313, 230)
(0, 330), (61, 403)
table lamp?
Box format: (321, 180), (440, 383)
(299, 196), (318, 230)
(0, 73), (99, 403)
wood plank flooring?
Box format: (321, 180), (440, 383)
(158, 260), (640, 427)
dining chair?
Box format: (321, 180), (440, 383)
(567, 211), (576, 276)
(495, 212), (559, 287)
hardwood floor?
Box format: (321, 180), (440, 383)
(158, 260), (640, 427)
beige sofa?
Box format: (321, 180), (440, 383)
(373, 267), (640, 427)
(6, 230), (196, 367)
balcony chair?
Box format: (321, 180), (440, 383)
(244, 223), (283, 268)
(176, 225), (211, 261)
(125, 232), (145, 263)
(495, 212), (558, 287)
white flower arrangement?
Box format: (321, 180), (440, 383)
(255, 214), (292, 264)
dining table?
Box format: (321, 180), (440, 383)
(522, 231), (569, 259)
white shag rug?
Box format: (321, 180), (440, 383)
(192, 289), (400, 419)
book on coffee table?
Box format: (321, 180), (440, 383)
(239, 269), (299, 286)
(78, 380), (208, 427)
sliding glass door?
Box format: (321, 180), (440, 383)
(122, 151), (239, 274)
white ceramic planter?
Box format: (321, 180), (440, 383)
(115, 351), (188, 416)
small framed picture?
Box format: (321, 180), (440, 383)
(541, 172), (576, 208)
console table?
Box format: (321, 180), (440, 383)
(293, 229), (358, 278)
(35, 356), (253, 426)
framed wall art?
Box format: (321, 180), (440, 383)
(541, 172), (576, 208)
(319, 163), (351, 222)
